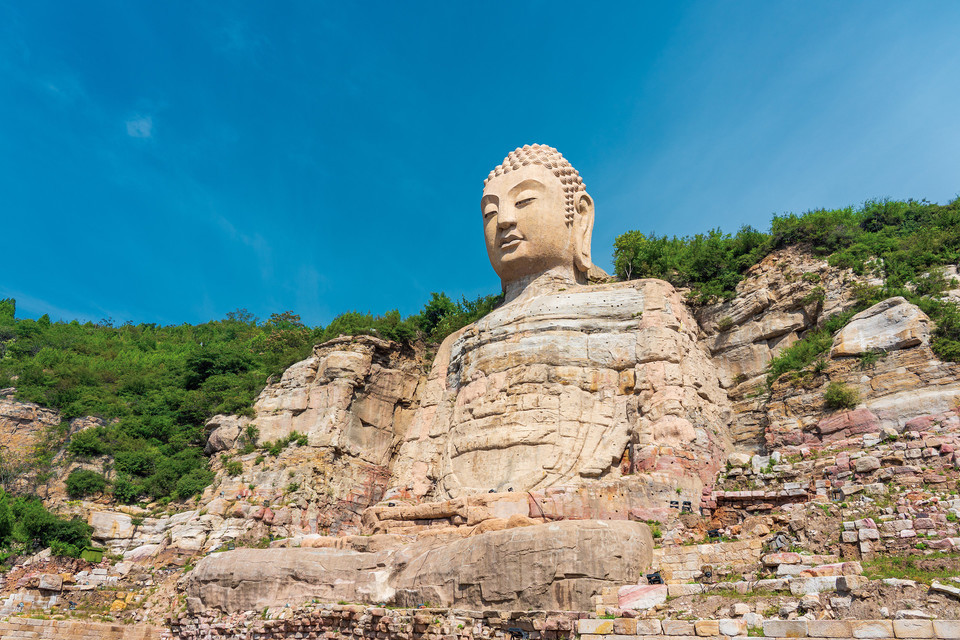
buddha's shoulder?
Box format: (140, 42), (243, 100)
(474, 278), (682, 330)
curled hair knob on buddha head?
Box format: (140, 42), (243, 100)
(485, 144), (585, 223)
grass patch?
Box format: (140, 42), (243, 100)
(862, 551), (960, 585)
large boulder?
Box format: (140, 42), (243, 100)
(89, 510), (135, 540)
(392, 520), (652, 610)
(184, 520), (652, 612)
(831, 297), (930, 357)
(204, 414), (246, 454)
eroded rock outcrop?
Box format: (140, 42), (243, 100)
(0, 396), (60, 462)
(830, 297), (931, 356)
(199, 335), (426, 536)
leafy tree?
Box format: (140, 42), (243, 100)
(9, 495), (92, 549)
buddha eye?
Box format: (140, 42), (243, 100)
(516, 197), (536, 209)
(483, 204), (498, 219)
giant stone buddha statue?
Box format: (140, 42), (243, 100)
(187, 146), (733, 615)
(393, 145), (731, 500)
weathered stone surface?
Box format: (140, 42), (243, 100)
(933, 620), (960, 639)
(818, 409), (880, 442)
(89, 511), (135, 540)
(196, 335), (427, 537)
(855, 455), (881, 473)
(764, 619), (808, 637)
(892, 619), (934, 638)
(578, 619), (614, 634)
(831, 297), (931, 356)
(186, 520), (652, 612)
(617, 583), (667, 610)
(718, 618), (747, 636)
(37, 574), (63, 591)
(250, 336), (423, 464)
(661, 620), (696, 635)
(203, 414), (246, 454)
(393, 278), (731, 501)
(851, 620), (895, 638)
(123, 544), (161, 561)
(0, 398), (60, 460)
(807, 620), (852, 637)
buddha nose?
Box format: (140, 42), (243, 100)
(497, 205), (517, 229)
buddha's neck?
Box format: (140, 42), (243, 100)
(502, 266), (582, 304)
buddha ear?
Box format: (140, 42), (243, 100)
(573, 192), (595, 274)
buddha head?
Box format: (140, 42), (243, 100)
(482, 145), (595, 289)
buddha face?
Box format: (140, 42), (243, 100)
(481, 164), (594, 285)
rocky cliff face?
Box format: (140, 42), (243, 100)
(46, 249), (958, 558)
(201, 335), (427, 537)
(7, 247), (960, 622)
(694, 247), (871, 451)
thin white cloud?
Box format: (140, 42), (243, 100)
(0, 288), (95, 323)
(125, 115), (153, 138)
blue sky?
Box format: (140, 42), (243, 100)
(2, 1), (959, 327)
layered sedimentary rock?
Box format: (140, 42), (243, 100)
(392, 278), (731, 501)
(762, 294), (960, 449)
(210, 335), (423, 464)
(694, 247), (870, 451)
(184, 520), (652, 612)
(201, 335), (425, 535)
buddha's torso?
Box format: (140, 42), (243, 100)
(394, 279), (731, 500)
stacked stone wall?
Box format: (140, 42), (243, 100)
(579, 616), (960, 638)
(170, 605), (581, 640)
(651, 539), (763, 583)
(168, 607), (960, 640)
(0, 616), (164, 639)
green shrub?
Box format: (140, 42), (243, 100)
(8, 495), (92, 549)
(858, 351), (881, 370)
(114, 450), (154, 477)
(65, 469), (107, 498)
(767, 328), (835, 385)
(112, 474), (144, 504)
(49, 540), (81, 558)
(800, 286), (826, 306)
(223, 459), (243, 476)
(644, 520), (662, 539)
(613, 226), (769, 303)
(67, 428), (110, 458)
(824, 382), (859, 410)
(174, 468), (216, 500)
